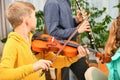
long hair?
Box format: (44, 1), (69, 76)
(104, 14), (120, 56)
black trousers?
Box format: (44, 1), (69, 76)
(62, 57), (89, 80)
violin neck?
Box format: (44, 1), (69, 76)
(60, 40), (79, 48)
(60, 40), (98, 53)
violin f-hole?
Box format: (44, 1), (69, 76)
(47, 43), (57, 47)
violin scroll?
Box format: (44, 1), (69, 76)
(95, 52), (111, 63)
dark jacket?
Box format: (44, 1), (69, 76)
(44, 0), (79, 41)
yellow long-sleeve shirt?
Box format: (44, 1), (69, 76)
(0, 32), (45, 80)
(0, 32), (79, 80)
(36, 51), (79, 80)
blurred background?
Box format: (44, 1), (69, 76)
(0, 0), (119, 46)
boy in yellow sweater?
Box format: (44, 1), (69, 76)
(0, 1), (51, 80)
(0, 1), (89, 80)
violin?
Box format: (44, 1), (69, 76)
(31, 33), (111, 63)
(32, 34), (77, 57)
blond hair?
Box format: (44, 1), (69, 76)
(6, 1), (35, 28)
(104, 14), (120, 56)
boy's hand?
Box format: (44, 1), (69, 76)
(33, 59), (52, 72)
(77, 46), (89, 59)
